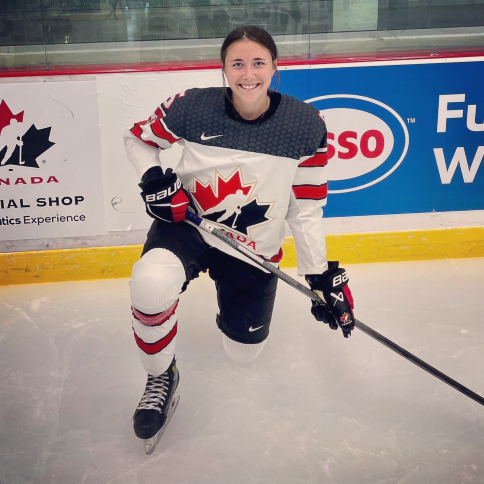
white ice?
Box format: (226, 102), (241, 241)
(1, 258), (484, 484)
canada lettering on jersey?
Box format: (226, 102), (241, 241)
(222, 230), (257, 249)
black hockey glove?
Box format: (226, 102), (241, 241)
(140, 166), (193, 223)
(305, 261), (355, 338)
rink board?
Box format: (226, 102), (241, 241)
(1, 58), (483, 240)
(1, 227), (484, 285)
(1, 56), (483, 284)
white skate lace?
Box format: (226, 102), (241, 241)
(139, 374), (169, 412)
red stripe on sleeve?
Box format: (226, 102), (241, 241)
(299, 152), (328, 167)
(130, 122), (159, 147)
(133, 322), (178, 355)
(260, 247), (283, 263)
(150, 119), (180, 144)
(131, 300), (179, 327)
(292, 184), (328, 200)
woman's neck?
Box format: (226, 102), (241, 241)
(232, 94), (271, 121)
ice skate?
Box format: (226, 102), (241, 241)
(133, 357), (180, 455)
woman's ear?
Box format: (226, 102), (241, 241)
(272, 60), (277, 75)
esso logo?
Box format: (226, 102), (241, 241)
(326, 108), (394, 180)
(305, 95), (409, 193)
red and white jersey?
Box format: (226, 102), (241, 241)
(124, 88), (329, 275)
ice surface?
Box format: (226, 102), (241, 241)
(1, 258), (484, 484)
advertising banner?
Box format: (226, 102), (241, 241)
(279, 60), (484, 218)
(3, 60), (481, 244)
(0, 80), (105, 241)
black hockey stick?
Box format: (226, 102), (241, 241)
(185, 210), (484, 407)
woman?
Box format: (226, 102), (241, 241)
(124, 26), (355, 453)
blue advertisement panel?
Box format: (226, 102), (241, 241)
(279, 61), (484, 218)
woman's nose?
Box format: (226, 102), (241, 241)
(243, 66), (255, 79)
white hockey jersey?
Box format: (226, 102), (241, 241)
(124, 87), (329, 275)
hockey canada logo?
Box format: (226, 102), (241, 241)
(305, 95), (409, 193)
(339, 312), (352, 326)
(0, 99), (55, 168)
(190, 168), (273, 236)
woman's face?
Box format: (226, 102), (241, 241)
(223, 39), (276, 110)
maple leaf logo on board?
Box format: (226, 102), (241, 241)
(190, 168), (273, 236)
(0, 99), (55, 169)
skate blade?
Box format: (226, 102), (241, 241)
(143, 390), (180, 455)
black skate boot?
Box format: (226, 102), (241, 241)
(133, 357), (180, 455)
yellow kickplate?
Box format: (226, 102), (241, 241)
(323, 226), (484, 264)
(1, 227), (483, 286)
(0, 245), (143, 286)
(279, 227), (484, 266)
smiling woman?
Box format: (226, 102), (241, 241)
(122, 25), (356, 455)
(220, 26), (278, 120)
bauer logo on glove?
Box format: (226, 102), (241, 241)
(140, 166), (194, 223)
(145, 178), (182, 203)
(331, 271), (348, 287)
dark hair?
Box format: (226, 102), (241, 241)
(220, 26), (280, 91)
(221, 26), (278, 65)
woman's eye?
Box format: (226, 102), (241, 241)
(232, 62), (243, 68)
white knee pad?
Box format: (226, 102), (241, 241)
(129, 248), (186, 314)
(130, 248), (186, 377)
(222, 334), (267, 364)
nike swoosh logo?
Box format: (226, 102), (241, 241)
(248, 325), (264, 332)
(201, 133), (223, 141)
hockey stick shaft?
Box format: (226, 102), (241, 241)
(186, 210), (484, 407)
(185, 211), (321, 303)
(355, 319), (484, 406)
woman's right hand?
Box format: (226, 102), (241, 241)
(140, 166), (193, 223)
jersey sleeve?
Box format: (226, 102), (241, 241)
(123, 91), (187, 180)
(286, 122), (329, 276)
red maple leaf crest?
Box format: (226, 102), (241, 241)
(0, 100), (24, 135)
(190, 168), (254, 212)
